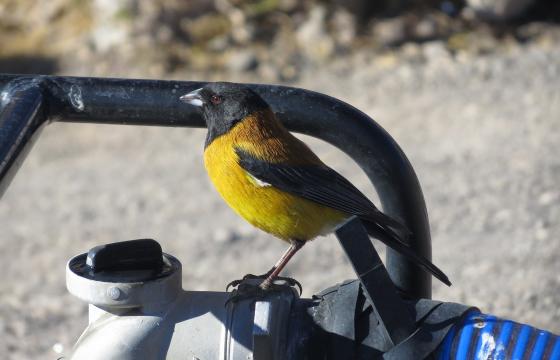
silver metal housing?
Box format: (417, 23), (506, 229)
(66, 252), (295, 360)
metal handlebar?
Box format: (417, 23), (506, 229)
(0, 74), (432, 298)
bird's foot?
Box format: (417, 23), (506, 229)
(225, 276), (302, 306)
(225, 271), (274, 292)
(227, 273), (302, 294)
(259, 276), (302, 295)
(225, 283), (270, 306)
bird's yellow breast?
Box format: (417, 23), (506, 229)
(203, 114), (346, 242)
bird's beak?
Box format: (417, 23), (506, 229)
(180, 88), (204, 107)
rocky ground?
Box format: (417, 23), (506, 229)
(1, 1), (560, 359)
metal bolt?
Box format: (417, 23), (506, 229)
(107, 287), (122, 300)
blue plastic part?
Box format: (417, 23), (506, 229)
(550, 337), (560, 359)
(531, 331), (550, 360)
(512, 325), (532, 359)
(495, 321), (514, 360)
(436, 313), (560, 359)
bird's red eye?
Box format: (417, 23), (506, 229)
(210, 94), (222, 105)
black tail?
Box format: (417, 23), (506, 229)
(362, 219), (451, 287)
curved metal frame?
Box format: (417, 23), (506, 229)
(0, 74), (432, 298)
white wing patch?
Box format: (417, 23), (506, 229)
(246, 171), (272, 187)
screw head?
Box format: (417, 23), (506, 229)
(107, 286), (122, 300)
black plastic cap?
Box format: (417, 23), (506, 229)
(86, 239), (164, 273)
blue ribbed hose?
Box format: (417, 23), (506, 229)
(436, 312), (560, 359)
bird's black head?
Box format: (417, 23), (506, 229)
(180, 82), (269, 147)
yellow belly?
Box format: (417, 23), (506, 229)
(204, 139), (346, 242)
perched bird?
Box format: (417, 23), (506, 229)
(180, 83), (451, 290)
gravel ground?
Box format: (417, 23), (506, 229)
(0, 41), (559, 359)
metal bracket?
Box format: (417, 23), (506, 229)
(335, 217), (416, 346)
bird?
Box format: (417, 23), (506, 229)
(180, 82), (451, 290)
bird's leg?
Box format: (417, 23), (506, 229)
(224, 240), (305, 305)
(242, 267), (275, 280)
(258, 240), (303, 278)
(260, 239), (305, 290)
(226, 240), (305, 291)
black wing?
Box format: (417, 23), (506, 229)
(236, 148), (451, 286)
(235, 148), (405, 232)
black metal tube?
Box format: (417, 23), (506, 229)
(0, 74), (432, 298)
(0, 78), (47, 197)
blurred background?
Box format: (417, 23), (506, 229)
(0, 0), (559, 359)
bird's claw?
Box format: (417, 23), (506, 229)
(225, 279), (242, 293)
(226, 274), (302, 296)
(225, 280), (302, 307)
(225, 285), (268, 307)
(226, 273), (271, 292)
(224, 275), (303, 307)
(263, 276), (302, 295)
